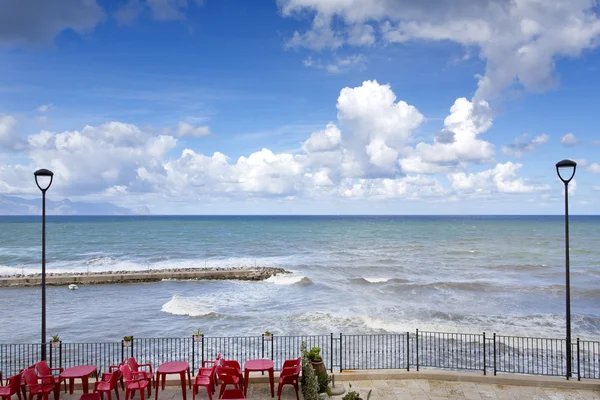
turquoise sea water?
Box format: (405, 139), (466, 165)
(0, 215), (598, 343)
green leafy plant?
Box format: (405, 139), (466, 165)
(51, 334), (60, 342)
(300, 342), (319, 400)
(308, 346), (323, 362)
(317, 371), (332, 396)
(123, 335), (133, 341)
(264, 331), (272, 336)
(342, 384), (371, 400)
(192, 329), (203, 336)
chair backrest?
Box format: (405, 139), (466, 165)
(216, 366), (239, 383)
(126, 358), (140, 372)
(5, 374), (22, 393)
(107, 370), (121, 387)
(22, 369), (38, 387)
(119, 365), (133, 382)
(35, 361), (51, 376)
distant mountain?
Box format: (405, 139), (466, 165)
(0, 195), (151, 215)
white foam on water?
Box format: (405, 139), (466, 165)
(364, 277), (391, 283)
(161, 295), (216, 317)
(265, 273), (307, 285)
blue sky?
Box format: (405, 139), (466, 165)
(0, 0), (599, 214)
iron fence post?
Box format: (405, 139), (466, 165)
(191, 336), (195, 375)
(483, 332), (486, 376)
(330, 333), (333, 373)
(339, 333), (343, 373)
(493, 333), (497, 376)
(416, 329), (419, 372)
(271, 335), (274, 361)
(261, 334), (265, 359)
(59, 342), (62, 370)
(131, 336), (134, 359)
(201, 335), (205, 366)
(406, 332), (410, 371)
(576, 338), (580, 381)
(49, 342), (53, 368)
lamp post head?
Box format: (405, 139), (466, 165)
(34, 169), (54, 192)
(556, 159), (577, 184)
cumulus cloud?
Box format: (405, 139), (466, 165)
(561, 132), (579, 146)
(0, 0), (105, 47)
(448, 162), (550, 195)
(176, 122), (211, 138)
(502, 133), (549, 158)
(36, 104), (53, 113)
(400, 98), (494, 174)
(0, 81), (549, 207)
(302, 123), (341, 153)
(115, 0), (204, 24)
(278, 0), (600, 100)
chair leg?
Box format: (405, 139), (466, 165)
(277, 383), (282, 400)
(205, 385), (212, 400)
(294, 382), (299, 400)
(115, 387), (120, 400)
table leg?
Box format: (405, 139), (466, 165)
(69, 378), (74, 394)
(82, 377), (89, 394)
(268, 368), (274, 397)
(243, 370), (250, 397)
(180, 372), (187, 400)
(161, 374), (166, 390)
(154, 373), (160, 400)
(187, 368), (191, 389)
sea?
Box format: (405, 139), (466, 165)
(0, 215), (598, 344)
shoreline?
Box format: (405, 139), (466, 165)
(0, 266), (288, 288)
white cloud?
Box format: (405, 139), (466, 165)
(36, 104), (53, 113)
(115, 0), (203, 23)
(502, 133), (549, 158)
(588, 163), (600, 174)
(0, 0), (105, 47)
(302, 123), (341, 153)
(561, 132), (579, 146)
(279, 0), (600, 100)
(400, 98), (494, 174)
(303, 54), (367, 73)
(176, 122), (211, 138)
(0, 115), (27, 151)
(448, 162), (550, 195)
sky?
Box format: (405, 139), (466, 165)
(0, 0), (599, 215)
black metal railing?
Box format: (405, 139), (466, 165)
(1, 332), (598, 381)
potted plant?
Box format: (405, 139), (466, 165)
(308, 347), (326, 375)
(123, 335), (133, 347)
(192, 329), (203, 342)
(264, 331), (272, 341)
(51, 334), (60, 348)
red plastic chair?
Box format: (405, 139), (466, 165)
(0, 373), (22, 400)
(78, 394), (101, 400)
(215, 366), (242, 400)
(276, 358), (301, 400)
(34, 362), (65, 394)
(93, 370), (120, 400)
(220, 389), (245, 399)
(119, 365), (149, 400)
(125, 359), (152, 389)
(22, 369), (59, 400)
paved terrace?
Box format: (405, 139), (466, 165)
(54, 370), (599, 400)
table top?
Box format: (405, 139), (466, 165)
(60, 366), (97, 378)
(243, 359), (274, 371)
(156, 362), (189, 374)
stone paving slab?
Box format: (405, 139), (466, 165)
(51, 378), (600, 400)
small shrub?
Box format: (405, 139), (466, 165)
(317, 371), (332, 396)
(308, 346), (323, 362)
(300, 342), (319, 400)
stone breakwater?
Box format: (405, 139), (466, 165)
(0, 267), (288, 288)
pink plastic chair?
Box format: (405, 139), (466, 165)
(34, 362), (66, 394)
(220, 388), (245, 399)
(119, 365), (149, 400)
(93, 370), (120, 400)
(125, 359), (152, 389)
(0, 373), (22, 400)
(277, 358), (301, 400)
(22, 369), (59, 400)
(215, 366), (242, 400)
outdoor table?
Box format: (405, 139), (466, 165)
(59, 365), (98, 394)
(243, 359), (274, 397)
(154, 361), (191, 400)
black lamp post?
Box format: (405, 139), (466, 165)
(34, 168), (54, 361)
(555, 159), (576, 379)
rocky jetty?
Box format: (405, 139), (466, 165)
(0, 266), (288, 288)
